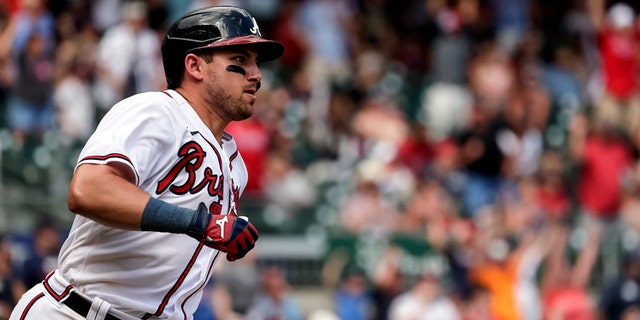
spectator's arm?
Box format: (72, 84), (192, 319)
(567, 113), (588, 162)
(539, 224), (573, 293)
(210, 285), (241, 320)
(0, 15), (15, 59)
(587, 0), (605, 30)
(570, 223), (601, 288)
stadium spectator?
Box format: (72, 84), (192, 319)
(14, 217), (62, 292)
(270, 0), (308, 79)
(194, 251), (261, 320)
(540, 223), (598, 320)
(417, 6), (474, 143)
(370, 246), (405, 320)
(333, 265), (374, 320)
(388, 270), (461, 320)
(296, 0), (355, 147)
(456, 103), (510, 218)
(0, 0), (55, 144)
(569, 111), (636, 282)
(245, 266), (304, 320)
(92, 0), (163, 118)
(598, 249), (640, 320)
(534, 149), (572, 222)
(465, 204), (547, 320)
(338, 179), (401, 235)
(52, 47), (95, 145)
(488, 0), (534, 54)
(587, 0), (640, 150)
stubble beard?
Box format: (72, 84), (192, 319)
(206, 76), (254, 121)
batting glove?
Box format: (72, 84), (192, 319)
(187, 203), (259, 261)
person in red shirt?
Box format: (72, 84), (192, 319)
(570, 113), (635, 221)
(569, 111), (636, 282)
(588, 0), (640, 149)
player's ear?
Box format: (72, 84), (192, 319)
(184, 53), (205, 82)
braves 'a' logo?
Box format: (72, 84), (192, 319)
(215, 215), (228, 239)
(249, 17), (260, 35)
(157, 141), (224, 200)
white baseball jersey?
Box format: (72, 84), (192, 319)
(56, 89), (248, 319)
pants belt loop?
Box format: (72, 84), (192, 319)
(87, 296), (111, 320)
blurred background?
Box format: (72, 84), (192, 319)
(1, 0), (640, 319)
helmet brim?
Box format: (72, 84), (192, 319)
(189, 35), (284, 63)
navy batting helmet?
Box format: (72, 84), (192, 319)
(161, 6), (285, 89)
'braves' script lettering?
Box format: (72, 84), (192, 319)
(157, 141), (224, 199)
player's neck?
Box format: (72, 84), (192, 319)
(175, 88), (227, 144)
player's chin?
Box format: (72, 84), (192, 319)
(245, 99), (256, 112)
(232, 106), (254, 121)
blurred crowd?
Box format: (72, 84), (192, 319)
(1, 0), (640, 319)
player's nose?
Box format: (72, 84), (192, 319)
(246, 64), (262, 86)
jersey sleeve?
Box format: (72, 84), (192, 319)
(76, 93), (180, 186)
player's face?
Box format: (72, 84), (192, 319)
(202, 47), (262, 122)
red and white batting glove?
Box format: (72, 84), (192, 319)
(187, 203), (258, 261)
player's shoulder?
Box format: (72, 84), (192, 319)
(102, 91), (179, 124)
(130, 90), (176, 102)
(112, 91), (176, 110)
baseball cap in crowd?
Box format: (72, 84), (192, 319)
(607, 3), (636, 30)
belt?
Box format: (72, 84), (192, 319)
(63, 291), (121, 320)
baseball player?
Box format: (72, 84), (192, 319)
(10, 6), (284, 320)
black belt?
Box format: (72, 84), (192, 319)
(63, 291), (121, 320)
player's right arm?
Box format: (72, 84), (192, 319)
(67, 159), (258, 261)
(67, 162), (150, 231)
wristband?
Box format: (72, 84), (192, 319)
(141, 197), (197, 235)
